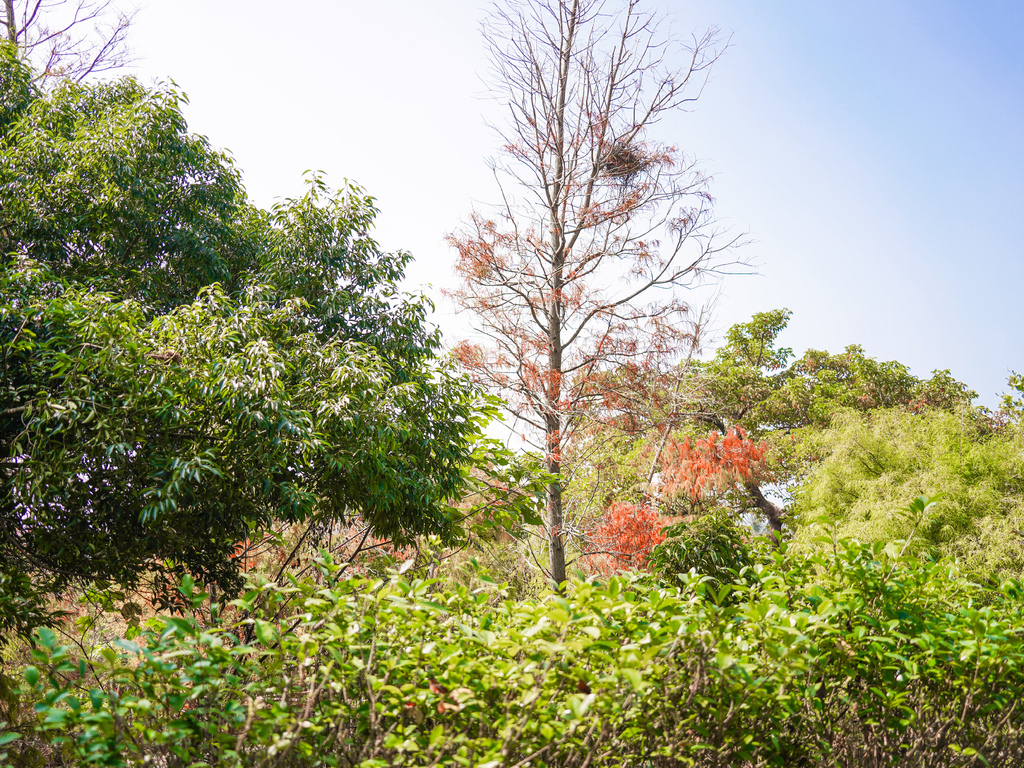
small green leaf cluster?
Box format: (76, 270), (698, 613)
(648, 509), (760, 595)
(7, 541), (1024, 766)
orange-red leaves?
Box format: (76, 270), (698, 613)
(593, 501), (676, 572)
(662, 427), (768, 501)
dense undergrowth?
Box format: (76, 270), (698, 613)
(3, 524), (1024, 768)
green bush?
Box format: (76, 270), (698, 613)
(7, 542), (1024, 767)
(792, 407), (1024, 582)
(648, 510), (758, 595)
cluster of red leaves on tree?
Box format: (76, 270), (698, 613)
(662, 427), (769, 501)
(590, 501), (679, 574)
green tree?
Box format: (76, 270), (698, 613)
(570, 310), (977, 543)
(673, 309), (975, 537)
(0, 54), (491, 623)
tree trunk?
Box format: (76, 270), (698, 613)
(744, 480), (785, 546)
(4, 0), (16, 43)
(545, 321), (565, 586)
(541, 0), (575, 590)
(547, 477), (566, 586)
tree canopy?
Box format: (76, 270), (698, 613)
(565, 309), (984, 554)
(673, 309), (976, 534)
(0, 50), (489, 616)
(792, 406), (1024, 580)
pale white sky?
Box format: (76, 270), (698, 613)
(128, 0), (1024, 408)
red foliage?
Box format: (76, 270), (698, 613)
(661, 427), (768, 501)
(592, 501), (677, 573)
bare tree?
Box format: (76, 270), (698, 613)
(449, 0), (741, 586)
(2, 0), (136, 85)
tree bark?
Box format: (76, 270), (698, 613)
(541, 0), (576, 590)
(3, 0), (16, 43)
(547, 478), (566, 585)
(744, 480), (785, 546)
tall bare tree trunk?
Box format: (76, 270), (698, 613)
(546, 444), (566, 586)
(541, 0), (577, 589)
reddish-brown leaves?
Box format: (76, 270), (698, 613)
(662, 427), (768, 501)
(592, 501), (677, 573)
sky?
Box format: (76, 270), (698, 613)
(123, 0), (1024, 408)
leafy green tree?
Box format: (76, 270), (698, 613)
(1000, 372), (1024, 423)
(570, 310), (977, 543)
(672, 309), (975, 536)
(0, 53), (492, 621)
(649, 509), (757, 594)
(696, 309), (974, 434)
(0, 63), (251, 311)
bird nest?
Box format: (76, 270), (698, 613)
(600, 140), (647, 185)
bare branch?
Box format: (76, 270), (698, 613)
(1, 0), (137, 87)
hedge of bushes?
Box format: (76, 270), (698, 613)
(4, 536), (1024, 767)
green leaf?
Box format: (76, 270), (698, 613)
(254, 620), (277, 646)
(622, 668), (646, 692)
(416, 599), (449, 613)
(36, 626), (56, 650)
(113, 638), (141, 654)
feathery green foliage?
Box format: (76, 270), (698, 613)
(793, 407), (1024, 580)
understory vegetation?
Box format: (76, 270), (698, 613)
(7, 518), (1024, 767)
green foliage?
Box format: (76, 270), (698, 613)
(793, 407), (1024, 581)
(8, 542), (1024, 767)
(1001, 371), (1024, 422)
(0, 75), (249, 312)
(568, 310), (980, 536)
(696, 309), (976, 437)
(0, 570), (53, 638)
(649, 510), (758, 593)
(3, 275), (485, 600)
(0, 43), (35, 133)
(0, 58), (503, 627)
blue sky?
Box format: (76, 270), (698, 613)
(661, 1), (1024, 407)
(129, 0), (1023, 407)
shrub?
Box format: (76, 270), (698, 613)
(8, 541), (1024, 767)
(648, 509), (757, 593)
